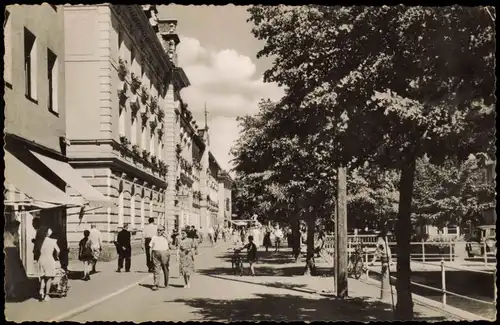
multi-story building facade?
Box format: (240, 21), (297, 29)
(4, 4), (108, 274)
(62, 5), (190, 257)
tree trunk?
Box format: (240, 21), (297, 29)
(291, 214), (301, 262)
(304, 213), (317, 276)
(395, 154), (417, 320)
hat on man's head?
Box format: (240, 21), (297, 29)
(158, 225), (165, 231)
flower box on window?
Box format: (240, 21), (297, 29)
(119, 135), (130, 147)
(150, 155), (157, 166)
(142, 149), (150, 161)
(118, 58), (129, 80)
(141, 112), (149, 127)
(131, 73), (142, 92)
(130, 94), (140, 115)
(132, 144), (141, 158)
(150, 96), (159, 115)
(149, 120), (158, 135)
(157, 128), (164, 139)
(141, 85), (150, 104)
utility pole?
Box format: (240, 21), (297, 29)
(335, 166), (348, 298)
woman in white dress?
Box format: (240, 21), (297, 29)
(34, 227), (60, 302)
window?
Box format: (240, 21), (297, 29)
(131, 118), (137, 145)
(4, 10), (12, 86)
(149, 197), (154, 220)
(130, 195), (135, 228)
(131, 47), (136, 75)
(119, 107), (126, 137)
(150, 133), (155, 156)
(141, 126), (147, 150)
(47, 49), (58, 113)
(118, 191), (124, 227)
(158, 141), (163, 161)
(140, 197), (145, 229)
(24, 28), (38, 101)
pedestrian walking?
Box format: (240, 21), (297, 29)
(239, 235), (257, 276)
(214, 226), (219, 243)
(33, 227), (60, 302)
(88, 224), (103, 274)
(149, 225), (171, 291)
(273, 225), (283, 252)
(207, 226), (215, 246)
(263, 227), (272, 252)
(178, 230), (195, 288)
(115, 224), (132, 272)
(239, 227), (245, 244)
(232, 228), (239, 245)
(78, 230), (94, 281)
(222, 226), (227, 242)
(142, 217), (157, 273)
(189, 225), (200, 254)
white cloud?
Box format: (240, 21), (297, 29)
(177, 36), (285, 171)
(208, 116), (242, 173)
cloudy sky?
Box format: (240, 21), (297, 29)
(158, 5), (285, 173)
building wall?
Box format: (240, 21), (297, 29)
(4, 4), (66, 152)
(63, 5), (171, 247)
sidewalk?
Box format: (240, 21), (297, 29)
(195, 247), (457, 321)
(4, 241), (229, 322)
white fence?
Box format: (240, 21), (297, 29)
(322, 235), (496, 266)
(321, 235), (496, 320)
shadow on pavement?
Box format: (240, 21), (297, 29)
(199, 265), (334, 277)
(167, 292), (448, 321)
(206, 274), (310, 293)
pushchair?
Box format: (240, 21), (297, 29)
(230, 248), (244, 276)
(49, 266), (69, 297)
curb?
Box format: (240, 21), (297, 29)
(48, 242), (230, 322)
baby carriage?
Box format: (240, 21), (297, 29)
(231, 248), (244, 276)
(49, 266), (69, 297)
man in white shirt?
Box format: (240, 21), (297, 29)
(273, 225), (284, 252)
(142, 218), (158, 273)
(149, 225), (171, 291)
(89, 224), (103, 274)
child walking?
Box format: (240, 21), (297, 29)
(78, 230), (93, 281)
(240, 235), (257, 276)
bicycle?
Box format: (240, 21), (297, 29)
(347, 243), (367, 280)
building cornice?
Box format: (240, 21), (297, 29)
(173, 67), (190, 90)
(111, 5), (174, 89)
(66, 139), (168, 189)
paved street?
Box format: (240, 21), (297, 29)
(59, 245), (452, 322)
(4, 240), (224, 322)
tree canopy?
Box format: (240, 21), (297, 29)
(244, 5), (495, 319)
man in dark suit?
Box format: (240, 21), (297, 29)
(115, 223), (132, 272)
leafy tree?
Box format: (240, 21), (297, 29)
(347, 165), (400, 231)
(412, 156), (495, 232)
(248, 5), (495, 319)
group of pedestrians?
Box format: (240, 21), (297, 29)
(76, 220), (214, 291)
(263, 224), (284, 252)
